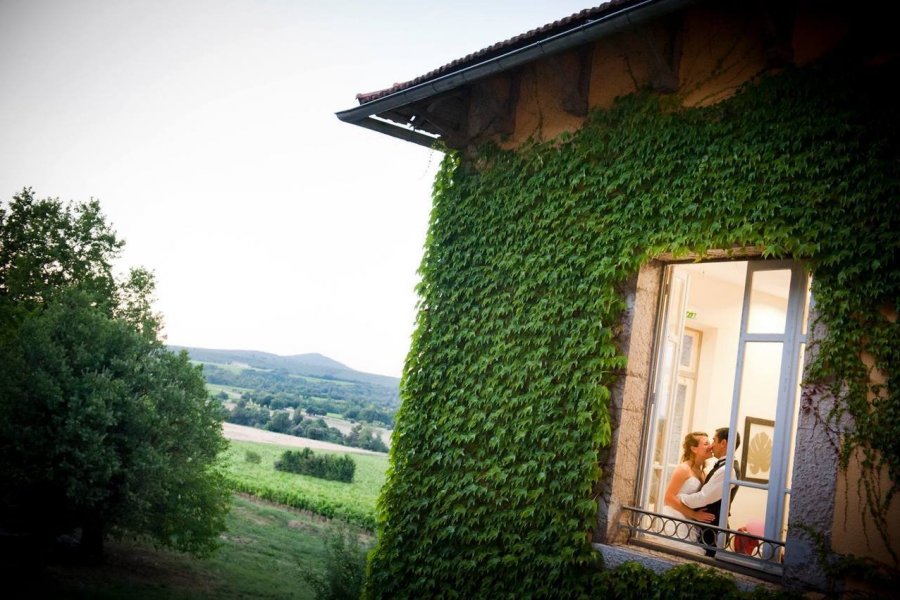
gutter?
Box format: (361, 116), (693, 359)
(335, 0), (694, 147)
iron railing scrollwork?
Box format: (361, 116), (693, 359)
(620, 506), (785, 574)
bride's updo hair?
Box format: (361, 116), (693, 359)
(681, 431), (708, 463)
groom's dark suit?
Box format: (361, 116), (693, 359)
(681, 457), (739, 556)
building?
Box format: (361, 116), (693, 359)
(338, 1), (899, 595)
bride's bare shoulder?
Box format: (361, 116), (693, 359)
(674, 461), (692, 474)
(667, 462), (690, 484)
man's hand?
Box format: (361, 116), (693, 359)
(691, 509), (715, 523)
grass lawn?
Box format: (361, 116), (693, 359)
(226, 440), (388, 529)
(10, 495), (371, 600)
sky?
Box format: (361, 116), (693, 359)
(0, 0), (594, 377)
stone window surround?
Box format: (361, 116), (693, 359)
(593, 258), (837, 590)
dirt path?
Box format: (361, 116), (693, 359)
(222, 422), (386, 456)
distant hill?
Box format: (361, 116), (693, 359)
(168, 346), (399, 388)
(170, 346), (398, 449)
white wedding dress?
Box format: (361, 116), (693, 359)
(655, 476), (704, 555)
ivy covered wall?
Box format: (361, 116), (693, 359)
(364, 60), (899, 598)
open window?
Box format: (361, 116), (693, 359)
(631, 259), (810, 573)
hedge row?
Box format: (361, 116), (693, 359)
(275, 448), (356, 483)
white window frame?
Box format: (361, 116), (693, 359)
(636, 259), (809, 571)
(717, 260), (808, 566)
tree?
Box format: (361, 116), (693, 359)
(292, 417), (344, 444)
(345, 423), (388, 453)
(267, 410), (292, 433)
(227, 402), (269, 427)
(0, 189), (230, 559)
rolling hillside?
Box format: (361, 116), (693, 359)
(168, 346), (401, 417)
(169, 346), (398, 388)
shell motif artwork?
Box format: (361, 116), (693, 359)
(747, 431), (772, 475)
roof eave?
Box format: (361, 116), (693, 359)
(336, 0), (694, 147)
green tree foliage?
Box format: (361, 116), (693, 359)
(345, 424), (389, 453)
(227, 399), (270, 428)
(291, 417), (345, 444)
(0, 189), (230, 558)
(274, 448), (356, 483)
(355, 405), (392, 427)
(365, 61), (899, 598)
(202, 363), (398, 424)
(225, 401), (389, 453)
(266, 410), (292, 433)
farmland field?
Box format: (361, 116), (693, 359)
(225, 439), (388, 530)
(223, 422), (383, 455)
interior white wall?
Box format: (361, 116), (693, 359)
(680, 263), (744, 438)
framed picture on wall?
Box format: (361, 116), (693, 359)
(741, 417), (775, 484)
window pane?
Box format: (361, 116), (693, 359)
(680, 332), (694, 368)
(729, 485), (769, 547)
(727, 341), (782, 550)
(648, 468), (661, 512)
(667, 276), (685, 338)
(747, 269), (791, 334)
(656, 339), (676, 422)
(736, 342), (782, 418)
(785, 343), (805, 491)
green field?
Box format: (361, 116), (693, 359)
(21, 495), (371, 600)
(225, 440), (388, 530)
(197, 359), (357, 388)
(194, 360), (268, 375)
(289, 374), (355, 386)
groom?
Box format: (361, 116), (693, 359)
(680, 427), (741, 556)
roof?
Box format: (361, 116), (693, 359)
(355, 1), (634, 105)
(337, 0), (689, 147)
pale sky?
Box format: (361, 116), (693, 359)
(0, 0), (593, 377)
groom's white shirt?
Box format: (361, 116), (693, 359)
(679, 458), (729, 509)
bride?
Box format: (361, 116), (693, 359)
(656, 431), (715, 554)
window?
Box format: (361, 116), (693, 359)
(635, 260), (810, 572)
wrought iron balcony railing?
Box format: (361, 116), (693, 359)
(620, 506), (785, 575)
